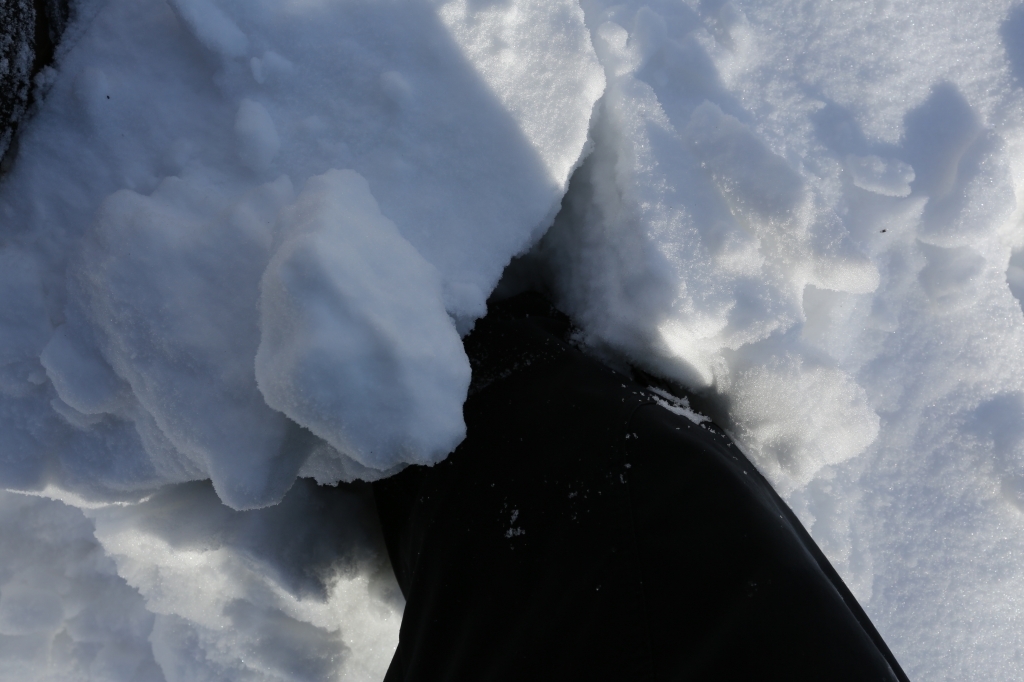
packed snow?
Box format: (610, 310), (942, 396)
(0, 0), (1023, 679)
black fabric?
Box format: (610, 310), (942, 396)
(373, 293), (909, 682)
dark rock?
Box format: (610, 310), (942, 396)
(0, 0), (71, 170)
(0, 0), (35, 165)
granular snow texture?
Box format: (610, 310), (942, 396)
(1, 0), (1023, 679)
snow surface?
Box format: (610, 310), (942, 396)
(1, 0), (1024, 679)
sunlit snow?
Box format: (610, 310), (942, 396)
(1, 0), (1024, 679)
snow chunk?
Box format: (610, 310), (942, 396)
(846, 154), (915, 197)
(729, 355), (880, 491)
(250, 51), (293, 86)
(235, 99), (280, 173)
(686, 100), (805, 221)
(438, 0), (604, 184)
(166, 0), (248, 59)
(648, 387), (710, 426)
(40, 323), (125, 417)
(257, 170), (470, 471)
(74, 175), (301, 510)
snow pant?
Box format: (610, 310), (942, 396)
(373, 293), (909, 682)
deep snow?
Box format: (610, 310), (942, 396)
(1, 0), (1024, 679)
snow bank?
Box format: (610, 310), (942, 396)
(543, 3), (887, 488)
(0, 490), (161, 682)
(0, 480), (399, 682)
(533, 1), (1024, 678)
(2, 0), (1024, 679)
(86, 479), (400, 682)
(0, 0), (601, 675)
(0, 0), (602, 508)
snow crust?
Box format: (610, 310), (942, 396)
(0, 0), (602, 510)
(1, 0), (1024, 679)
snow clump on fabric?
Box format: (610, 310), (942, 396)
(256, 169), (471, 473)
